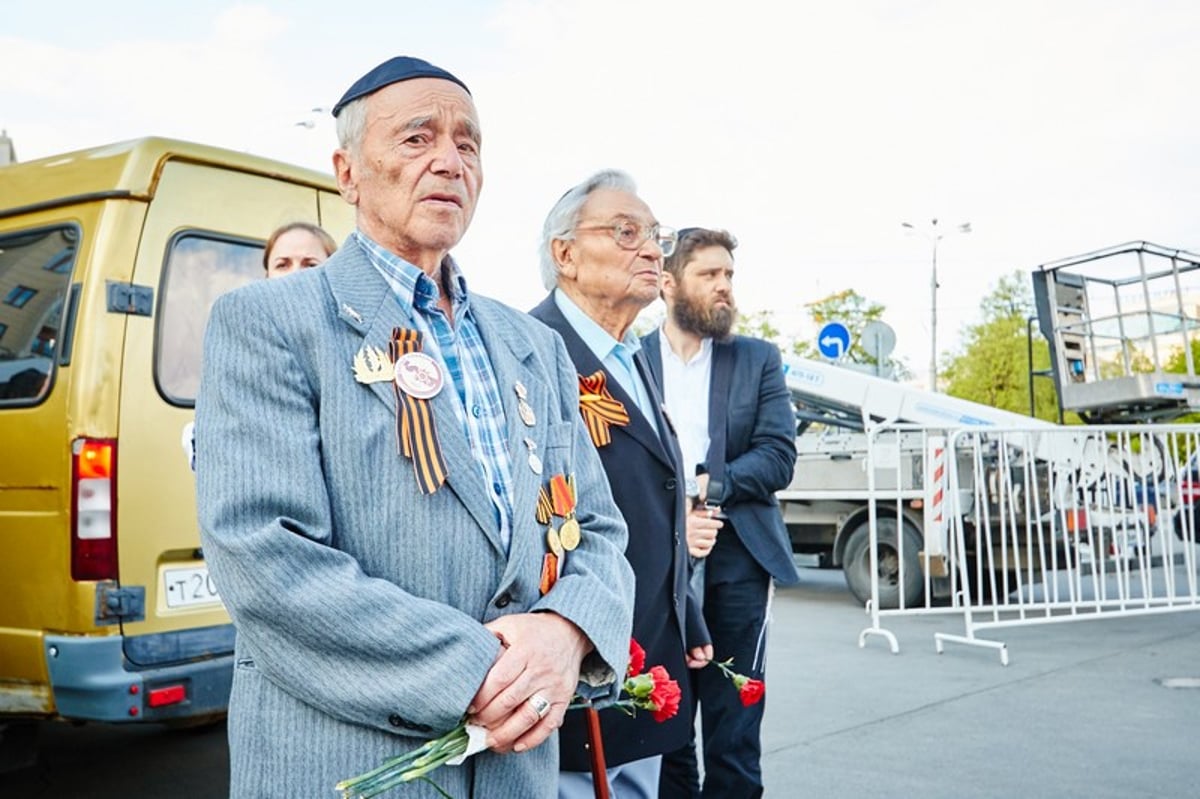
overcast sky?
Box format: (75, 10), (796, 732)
(4, 0), (1198, 381)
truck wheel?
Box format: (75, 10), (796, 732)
(842, 517), (924, 608)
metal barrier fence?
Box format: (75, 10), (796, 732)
(859, 423), (1200, 664)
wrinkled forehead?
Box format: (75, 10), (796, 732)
(580, 188), (655, 224)
(366, 78), (481, 141)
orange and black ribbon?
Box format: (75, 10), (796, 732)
(390, 328), (448, 495)
(577, 370), (630, 448)
(549, 473), (576, 516)
(536, 485), (553, 525)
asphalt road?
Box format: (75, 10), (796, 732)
(7, 566), (1200, 797)
(761, 568), (1200, 799)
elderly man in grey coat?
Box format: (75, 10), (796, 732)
(195, 56), (634, 798)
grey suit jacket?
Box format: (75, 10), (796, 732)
(195, 237), (634, 798)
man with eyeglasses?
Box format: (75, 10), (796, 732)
(530, 170), (711, 799)
(642, 227), (799, 799)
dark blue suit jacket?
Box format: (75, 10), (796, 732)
(642, 330), (801, 587)
(531, 295), (709, 769)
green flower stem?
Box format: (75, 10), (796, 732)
(336, 726), (469, 798)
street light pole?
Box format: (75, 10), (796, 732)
(902, 218), (971, 392)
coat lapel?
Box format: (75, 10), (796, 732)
(470, 298), (547, 576)
(531, 295), (673, 470)
(705, 338), (734, 485)
(641, 328), (665, 391)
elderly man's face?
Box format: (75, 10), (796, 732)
(558, 188), (664, 313)
(335, 78), (482, 271)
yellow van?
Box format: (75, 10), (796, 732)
(0, 138), (353, 765)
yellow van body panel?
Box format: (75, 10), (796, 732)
(0, 137), (353, 724)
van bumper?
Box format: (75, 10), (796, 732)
(44, 630), (233, 723)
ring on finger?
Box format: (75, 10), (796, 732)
(528, 693), (551, 719)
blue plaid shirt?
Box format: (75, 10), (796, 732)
(357, 232), (515, 550)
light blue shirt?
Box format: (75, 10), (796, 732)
(553, 289), (655, 417)
(357, 231), (514, 551)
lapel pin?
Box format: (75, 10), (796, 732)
(524, 437), (543, 475)
(352, 344), (395, 384)
(394, 352), (444, 399)
(515, 381), (536, 426)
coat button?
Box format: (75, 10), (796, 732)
(495, 592), (512, 608)
(664, 478), (677, 491)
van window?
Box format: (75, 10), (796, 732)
(157, 233), (262, 405)
(0, 226), (77, 403)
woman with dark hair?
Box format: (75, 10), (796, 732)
(263, 222), (337, 277)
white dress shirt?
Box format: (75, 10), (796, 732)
(659, 331), (712, 496)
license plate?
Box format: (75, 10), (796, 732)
(162, 566), (222, 609)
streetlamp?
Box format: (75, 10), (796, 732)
(901, 218), (972, 391)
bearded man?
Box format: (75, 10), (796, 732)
(641, 227), (799, 799)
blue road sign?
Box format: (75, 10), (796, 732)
(817, 322), (851, 360)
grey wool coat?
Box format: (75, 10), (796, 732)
(195, 236), (635, 799)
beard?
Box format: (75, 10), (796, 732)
(673, 285), (736, 339)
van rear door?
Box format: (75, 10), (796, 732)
(114, 159), (331, 668)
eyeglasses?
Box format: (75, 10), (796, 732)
(575, 220), (678, 257)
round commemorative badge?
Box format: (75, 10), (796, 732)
(393, 351), (445, 399)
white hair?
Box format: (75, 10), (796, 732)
(538, 169), (638, 291)
(335, 97), (368, 154)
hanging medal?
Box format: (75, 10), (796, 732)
(515, 381), (536, 427)
(524, 437), (543, 475)
(551, 473), (581, 551)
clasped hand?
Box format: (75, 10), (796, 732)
(468, 612), (591, 754)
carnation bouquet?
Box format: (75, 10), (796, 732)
(335, 638), (679, 799)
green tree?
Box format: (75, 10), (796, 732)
(942, 271), (1060, 421)
(734, 309), (780, 343)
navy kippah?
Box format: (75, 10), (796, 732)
(332, 56), (471, 117)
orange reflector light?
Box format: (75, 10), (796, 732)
(147, 685), (187, 708)
(76, 440), (114, 479)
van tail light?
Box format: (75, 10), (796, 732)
(71, 438), (118, 581)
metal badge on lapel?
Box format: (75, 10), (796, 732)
(394, 351), (444, 399)
(388, 328), (448, 494)
(352, 345), (395, 384)
(578, 371), (629, 448)
(524, 437), (543, 475)
(514, 381), (536, 427)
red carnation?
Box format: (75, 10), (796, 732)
(647, 665), (682, 722)
(627, 638), (646, 678)
(738, 678), (765, 707)
(711, 657), (766, 708)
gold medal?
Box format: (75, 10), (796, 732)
(559, 517), (581, 551)
(547, 525), (564, 557)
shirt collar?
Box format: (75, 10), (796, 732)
(553, 289), (643, 364)
(659, 327), (713, 366)
(355, 230), (470, 315)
